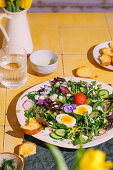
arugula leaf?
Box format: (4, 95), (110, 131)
(27, 93), (36, 102)
(73, 138), (81, 145)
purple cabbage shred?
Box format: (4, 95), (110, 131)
(60, 86), (71, 96)
(51, 77), (65, 86)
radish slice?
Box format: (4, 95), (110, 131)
(102, 102), (107, 112)
(22, 99), (35, 110)
(96, 129), (106, 136)
(99, 129), (106, 135)
(45, 127), (53, 133)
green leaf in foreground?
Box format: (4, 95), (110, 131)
(73, 143), (85, 170)
(46, 143), (69, 170)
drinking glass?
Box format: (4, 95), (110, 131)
(0, 45), (27, 88)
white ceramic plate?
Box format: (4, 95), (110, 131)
(93, 41), (113, 70)
(16, 77), (113, 149)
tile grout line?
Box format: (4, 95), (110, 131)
(59, 26), (108, 29)
(61, 53), (87, 55)
(3, 88), (7, 152)
(30, 26), (109, 29)
(104, 13), (112, 41)
(58, 14), (64, 77)
(3, 124), (5, 152)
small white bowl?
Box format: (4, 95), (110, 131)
(30, 50), (59, 75)
(0, 152), (24, 170)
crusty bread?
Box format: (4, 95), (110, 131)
(20, 118), (42, 135)
(99, 54), (111, 66)
(76, 66), (90, 78)
(109, 42), (113, 49)
(19, 142), (36, 158)
(101, 48), (113, 56)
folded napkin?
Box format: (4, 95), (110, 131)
(24, 134), (113, 170)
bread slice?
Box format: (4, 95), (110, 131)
(101, 48), (113, 56)
(99, 54), (111, 66)
(20, 118), (42, 135)
(76, 66), (90, 78)
(109, 42), (113, 49)
(19, 142), (36, 158)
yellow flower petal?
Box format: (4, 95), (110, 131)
(105, 161), (113, 170)
(0, 0), (6, 7)
(20, 0), (32, 9)
(79, 149), (113, 170)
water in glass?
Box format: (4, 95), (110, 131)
(0, 46), (27, 88)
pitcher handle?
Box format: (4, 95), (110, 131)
(0, 14), (12, 42)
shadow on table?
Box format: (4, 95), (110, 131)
(0, 83), (7, 88)
(5, 88), (30, 154)
(0, 30), (3, 48)
(27, 56), (36, 76)
(87, 45), (113, 72)
(72, 68), (79, 77)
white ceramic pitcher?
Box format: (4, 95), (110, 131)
(0, 8), (33, 54)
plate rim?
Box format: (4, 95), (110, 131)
(16, 77), (113, 149)
(93, 41), (113, 71)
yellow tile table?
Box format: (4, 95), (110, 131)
(0, 13), (113, 154)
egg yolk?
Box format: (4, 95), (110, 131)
(61, 115), (74, 124)
(76, 106), (88, 115)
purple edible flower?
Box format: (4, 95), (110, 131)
(106, 96), (113, 103)
(108, 97), (113, 101)
(40, 85), (52, 95)
(36, 99), (44, 105)
(64, 104), (76, 113)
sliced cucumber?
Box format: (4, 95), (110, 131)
(98, 89), (109, 99)
(55, 129), (66, 137)
(50, 132), (63, 140)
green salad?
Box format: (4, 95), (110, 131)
(23, 77), (113, 145)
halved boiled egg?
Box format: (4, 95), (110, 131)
(74, 104), (92, 115)
(56, 114), (76, 128)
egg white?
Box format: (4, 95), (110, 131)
(56, 114), (76, 128)
(74, 104), (92, 115)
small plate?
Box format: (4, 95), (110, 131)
(93, 41), (113, 70)
(0, 152), (24, 170)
